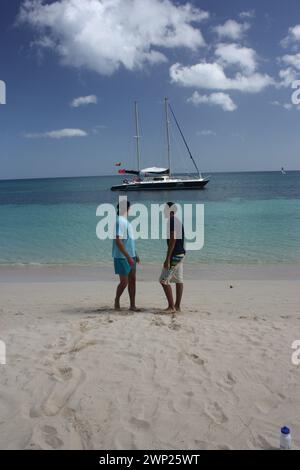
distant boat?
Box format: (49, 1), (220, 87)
(281, 167), (286, 175)
(111, 98), (209, 191)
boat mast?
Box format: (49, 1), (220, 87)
(134, 101), (141, 174)
(169, 103), (201, 178)
(165, 97), (171, 176)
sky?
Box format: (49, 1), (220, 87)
(0, 0), (300, 180)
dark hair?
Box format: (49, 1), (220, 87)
(166, 201), (177, 214)
(117, 200), (131, 215)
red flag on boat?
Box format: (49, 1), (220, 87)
(115, 162), (122, 166)
(118, 169), (126, 174)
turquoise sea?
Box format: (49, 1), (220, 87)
(0, 172), (299, 266)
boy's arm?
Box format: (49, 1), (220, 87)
(164, 231), (176, 269)
(116, 236), (135, 266)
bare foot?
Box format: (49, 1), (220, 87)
(129, 306), (142, 312)
(163, 307), (176, 314)
(175, 306), (182, 312)
(114, 300), (121, 311)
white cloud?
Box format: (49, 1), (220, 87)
(71, 95), (98, 108)
(270, 100), (281, 106)
(24, 128), (88, 139)
(239, 10), (255, 19)
(197, 129), (216, 136)
(270, 100), (297, 110)
(281, 25), (300, 48)
(19, 0), (208, 76)
(213, 20), (250, 40)
(170, 61), (274, 93)
(281, 53), (300, 71)
(215, 43), (257, 74)
(188, 91), (237, 112)
(92, 124), (107, 135)
(278, 67), (299, 87)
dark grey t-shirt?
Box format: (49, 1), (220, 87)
(167, 216), (185, 257)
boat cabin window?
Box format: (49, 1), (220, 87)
(153, 177), (164, 181)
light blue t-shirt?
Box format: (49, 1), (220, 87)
(112, 216), (136, 259)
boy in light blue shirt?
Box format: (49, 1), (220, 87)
(112, 200), (140, 311)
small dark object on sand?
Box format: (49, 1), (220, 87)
(230, 285), (233, 289)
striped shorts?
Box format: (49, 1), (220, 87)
(159, 254), (185, 284)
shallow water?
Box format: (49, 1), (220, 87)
(0, 172), (299, 265)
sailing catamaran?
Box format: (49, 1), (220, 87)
(111, 98), (209, 191)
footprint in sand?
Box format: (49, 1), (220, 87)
(254, 392), (284, 415)
(80, 322), (88, 332)
(215, 443), (233, 450)
(58, 337), (67, 347)
(168, 320), (181, 331)
(42, 425), (63, 449)
(95, 306), (109, 312)
(63, 407), (94, 450)
(43, 366), (83, 416)
(223, 372), (236, 387)
(69, 339), (98, 353)
(189, 353), (205, 366)
(218, 373), (238, 402)
(59, 366), (73, 380)
(247, 433), (275, 450)
(31, 424), (63, 450)
(194, 440), (210, 450)
(151, 317), (166, 327)
(204, 401), (228, 425)
(130, 416), (152, 431)
(79, 321), (100, 333)
(127, 416), (154, 448)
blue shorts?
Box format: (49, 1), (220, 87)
(114, 257), (136, 276)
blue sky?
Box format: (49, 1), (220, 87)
(0, 0), (300, 179)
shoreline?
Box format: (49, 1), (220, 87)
(0, 262), (299, 283)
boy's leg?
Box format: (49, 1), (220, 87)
(159, 265), (176, 313)
(115, 274), (128, 310)
(173, 259), (184, 311)
(175, 283), (183, 311)
(128, 268), (137, 310)
(160, 283), (176, 312)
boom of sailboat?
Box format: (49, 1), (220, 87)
(111, 98), (210, 191)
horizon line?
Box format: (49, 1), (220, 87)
(1, 168), (300, 183)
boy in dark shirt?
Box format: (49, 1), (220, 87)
(159, 202), (185, 313)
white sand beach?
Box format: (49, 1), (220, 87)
(0, 265), (300, 450)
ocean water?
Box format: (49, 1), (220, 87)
(0, 172), (299, 266)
